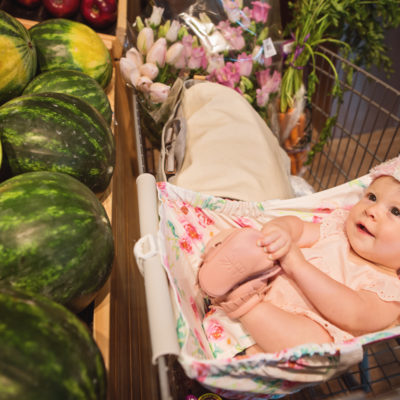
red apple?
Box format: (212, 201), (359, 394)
(80, 0), (117, 29)
(42, 0), (80, 17)
(16, 0), (41, 8)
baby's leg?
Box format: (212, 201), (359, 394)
(239, 301), (332, 353)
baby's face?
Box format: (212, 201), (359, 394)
(346, 176), (400, 271)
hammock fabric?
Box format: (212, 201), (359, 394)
(156, 174), (400, 399)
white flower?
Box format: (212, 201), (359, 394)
(130, 69), (141, 87)
(149, 82), (170, 103)
(165, 42), (185, 67)
(119, 57), (138, 83)
(147, 6), (164, 27)
(166, 20), (181, 42)
(146, 38), (167, 68)
(126, 47), (143, 69)
(137, 27), (154, 55)
(136, 76), (153, 92)
(139, 63), (159, 80)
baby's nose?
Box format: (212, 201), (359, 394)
(365, 203), (381, 218)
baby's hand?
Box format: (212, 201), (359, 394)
(258, 222), (293, 261)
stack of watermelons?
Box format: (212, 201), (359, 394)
(0, 9), (116, 399)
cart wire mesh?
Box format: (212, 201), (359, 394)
(303, 46), (400, 192)
(133, 46), (400, 399)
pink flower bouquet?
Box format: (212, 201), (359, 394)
(120, 1), (283, 147)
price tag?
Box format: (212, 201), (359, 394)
(263, 37), (277, 58)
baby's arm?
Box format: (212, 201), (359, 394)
(281, 257), (400, 335)
(261, 216), (400, 335)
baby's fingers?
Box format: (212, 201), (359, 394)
(257, 230), (281, 247)
(267, 244), (290, 261)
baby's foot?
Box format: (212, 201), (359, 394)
(198, 227), (280, 298)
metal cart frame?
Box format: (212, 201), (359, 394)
(132, 46), (400, 399)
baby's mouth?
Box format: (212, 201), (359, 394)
(357, 223), (373, 236)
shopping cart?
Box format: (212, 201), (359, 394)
(132, 46), (400, 399)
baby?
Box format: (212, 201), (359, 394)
(198, 157), (400, 354)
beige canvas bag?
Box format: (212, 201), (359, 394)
(159, 80), (294, 201)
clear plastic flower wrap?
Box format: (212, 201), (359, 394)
(120, 0), (285, 148)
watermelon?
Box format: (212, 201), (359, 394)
(0, 92), (115, 194)
(0, 285), (107, 400)
(23, 69), (113, 125)
(0, 10), (37, 105)
(0, 171), (114, 311)
(29, 19), (113, 89)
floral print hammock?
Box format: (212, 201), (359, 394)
(155, 174), (400, 399)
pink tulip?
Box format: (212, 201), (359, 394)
(137, 27), (154, 55)
(136, 76), (153, 92)
(166, 20), (181, 42)
(236, 52), (253, 76)
(139, 63), (159, 80)
(126, 47), (143, 69)
(146, 38), (167, 68)
(165, 42), (185, 67)
(149, 82), (170, 103)
(251, 1), (271, 24)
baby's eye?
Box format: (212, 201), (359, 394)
(391, 207), (400, 217)
(367, 192), (376, 202)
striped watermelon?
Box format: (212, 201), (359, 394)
(0, 10), (37, 105)
(0, 92), (115, 194)
(0, 171), (114, 311)
(29, 19), (112, 89)
(0, 285), (107, 400)
(23, 69), (113, 125)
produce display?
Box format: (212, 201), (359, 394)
(0, 10), (37, 105)
(0, 285), (107, 400)
(0, 92), (115, 194)
(0, 171), (114, 311)
(30, 18), (113, 89)
(42, 0), (80, 18)
(23, 69), (113, 125)
(80, 0), (117, 29)
(16, 0), (42, 8)
(0, 10), (115, 395)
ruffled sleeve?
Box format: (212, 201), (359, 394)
(358, 271), (400, 303)
(320, 209), (349, 239)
